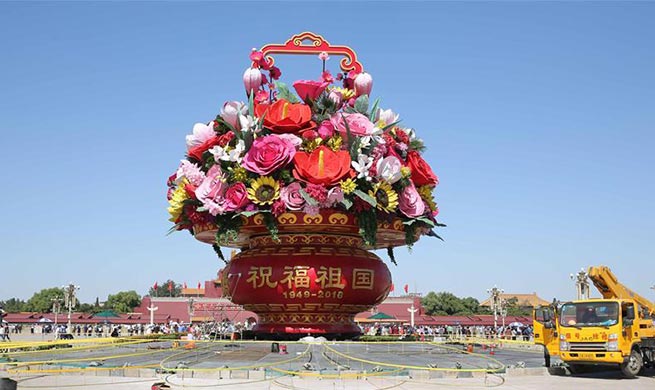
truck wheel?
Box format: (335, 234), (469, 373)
(568, 364), (585, 375)
(620, 349), (643, 378)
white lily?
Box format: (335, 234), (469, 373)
(239, 114), (257, 133)
(224, 140), (245, 163)
(359, 126), (385, 151)
(352, 154), (374, 181)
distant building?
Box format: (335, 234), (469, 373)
(479, 292), (550, 309)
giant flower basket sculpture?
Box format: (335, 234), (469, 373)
(167, 32), (443, 337)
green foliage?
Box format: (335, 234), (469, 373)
(25, 287), (66, 313)
(105, 291), (141, 314)
(354, 95), (369, 114)
(357, 209), (378, 247)
(77, 303), (102, 314)
(148, 280), (182, 298)
(0, 298), (27, 313)
(421, 292), (483, 316)
(273, 81), (300, 103)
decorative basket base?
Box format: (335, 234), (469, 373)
(222, 231), (392, 338)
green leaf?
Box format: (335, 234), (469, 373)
(402, 216), (436, 228)
(299, 189), (318, 206)
(212, 243), (227, 264)
(353, 189), (377, 207)
(274, 81), (300, 103)
(354, 95), (369, 114)
(248, 90), (255, 116)
(368, 98), (380, 121)
(340, 198), (353, 210)
(427, 230), (445, 241)
(233, 210), (267, 218)
(382, 120), (401, 132)
(387, 246), (397, 266)
(166, 223), (184, 236)
(214, 117), (236, 133)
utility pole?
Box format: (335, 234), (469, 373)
(570, 268), (590, 300)
(62, 283), (79, 334)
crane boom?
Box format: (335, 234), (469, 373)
(587, 265), (655, 316)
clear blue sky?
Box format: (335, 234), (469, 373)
(1, 2), (654, 304)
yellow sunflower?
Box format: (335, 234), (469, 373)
(167, 179), (189, 222)
(369, 181), (398, 213)
(418, 185), (437, 212)
(247, 176), (280, 205)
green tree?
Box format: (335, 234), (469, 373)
(105, 291), (141, 313)
(25, 287), (66, 313)
(459, 297), (481, 315)
(1, 298), (27, 313)
(422, 291), (466, 315)
(148, 280), (182, 297)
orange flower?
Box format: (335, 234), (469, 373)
(293, 145), (353, 186)
(254, 99), (316, 135)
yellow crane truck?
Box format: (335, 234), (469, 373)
(534, 266), (655, 377)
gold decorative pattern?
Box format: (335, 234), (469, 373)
(303, 213), (324, 224)
(194, 209), (413, 249)
(277, 213), (298, 224)
(258, 312), (354, 325)
(252, 213), (265, 225)
(328, 213), (349, 225)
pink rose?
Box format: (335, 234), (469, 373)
(195, 165), (228, 216)
(317, 120), (335, 139)
(293, 80), (329, 100)
(330, 113), (375, 137)
(223, 182), (250, 211)
(241, 134), (296, 175)
(280, 182), (305, 211)
(399, 183), (426, 218)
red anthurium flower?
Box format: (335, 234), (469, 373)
(254, 99), (316, 135)
(293, 145), (353, 186)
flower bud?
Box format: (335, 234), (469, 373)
(243, 67), (263, 95)
(354, 72), (373, 96)
(328, 90), (343, 106)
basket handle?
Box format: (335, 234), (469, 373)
(257, 31), (364, 73)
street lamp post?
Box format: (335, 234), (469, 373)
(570, 268), (590, 300)
(51, 297), (62, 328)
(62, 283), (80, 334)
(487, 286), (504, 338)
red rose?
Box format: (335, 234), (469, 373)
(254, 99), (316, 135)
(293, 145), (353, 186)
(293, 80), (329, 101)
(406, 151), (438, 187)
(187, 132), (235, 162)
(187, 136), (221, 162)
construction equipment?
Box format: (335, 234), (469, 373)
(534, 266), (655, 377)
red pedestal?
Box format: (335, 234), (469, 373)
(193, 210), (411, 338)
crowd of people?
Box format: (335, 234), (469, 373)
(361, 323), (534, 341)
